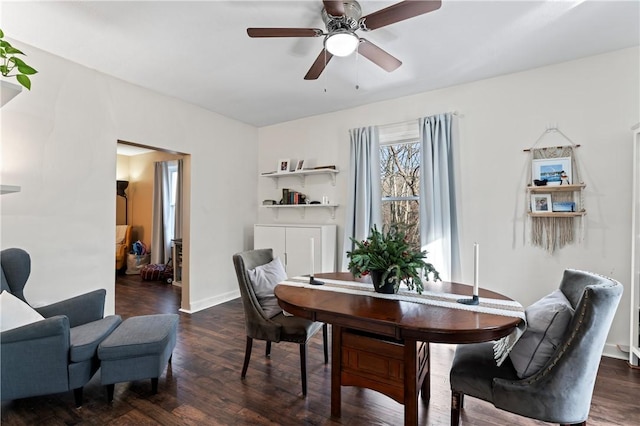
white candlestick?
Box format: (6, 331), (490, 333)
(473, 243), (479, 296)
(310, 237), (315, 277)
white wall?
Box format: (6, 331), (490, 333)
(258, 47), (640, 358)
(1, 42), (258, 314)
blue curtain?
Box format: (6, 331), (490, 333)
(341, 126), (382, 270)
(419, 114), (460, 281)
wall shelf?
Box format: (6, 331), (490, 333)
(527, 183), (586, 193)
(261, 168), (338, 188)
(1, 185), (21, 195)
(527, 183), (586, 217)
(262, 203), (339, 219)
(527, 211), (586, 218)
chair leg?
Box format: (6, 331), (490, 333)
(106, 384), (115, 403)
(151, 377), (158, 394)
(241, 336), (253, 378)
(322, 323), (328, 364)
(560, 423), (586, 426)
(451, 390), (463, 426)
(73, 387), (83, 408)
(299, 343), (308, 396)
(265, 340), (272, 357)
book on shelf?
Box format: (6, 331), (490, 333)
(313, 165), (336, 170)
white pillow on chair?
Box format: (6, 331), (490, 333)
(0, 290), (45, 332)
(247, 258), (287, 319)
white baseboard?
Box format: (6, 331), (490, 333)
(602, 342), (628, 360)
(179, 289), (240, 314)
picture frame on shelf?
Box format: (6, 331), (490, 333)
(532, 157), (572, 186)
(531, 194), (552, 213)
(295, 159), (305, 171)
(277, 158), (291, 173)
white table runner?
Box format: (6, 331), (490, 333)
(281, 276), (526, 365)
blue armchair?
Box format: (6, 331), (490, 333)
(1, 248), (122, 407)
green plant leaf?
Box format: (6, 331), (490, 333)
(0, 65), (8, 75)
(17, 63), (37, 75)
(0, 29), (4, 38)
(16, 74), (31, 90)
(5, 46), (24, 55)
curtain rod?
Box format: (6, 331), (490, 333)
(378, 111), (461, 129)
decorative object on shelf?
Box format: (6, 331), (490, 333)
(523, 127), (585, 253)
(262, 199), (277, 205)
(532, 157), (572, 186)
(277, 158), (291, 173)
(530, 194), (552, 213)
(0, 28), (38, 90)
(295, 159), (305, 171)
(552, 201), (575, 212)
(346, 224), (440, 294)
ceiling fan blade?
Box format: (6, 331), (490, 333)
(323, 1), (345, 17)
(360, 0), (442, 31)
(304, 49), (334, 80)
(357, 39), (402, 72)
(247, 28), (323, 38)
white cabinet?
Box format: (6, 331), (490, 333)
(630, 123), (640, 366)
(254, 224), (336, 278)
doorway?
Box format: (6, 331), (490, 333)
(115, 140), (190, 313)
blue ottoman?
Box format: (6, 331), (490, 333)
(98, 314), (178, 402)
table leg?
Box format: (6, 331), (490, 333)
(331, 324), (342, 418)
(421, 342), (430, 402)
(404, 338), (418, 425)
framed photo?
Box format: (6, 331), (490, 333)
(277, 158), (291, 173)
(295, 159), (305, 171)
(532, 157), (572, 186)
(531, 194), (552, 213)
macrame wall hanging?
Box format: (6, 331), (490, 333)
(524, 128), (585, 253)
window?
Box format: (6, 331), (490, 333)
(167, 162), (179, 246)
(380, 140), (421, 250)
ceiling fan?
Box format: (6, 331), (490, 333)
(247, 0), (442, 80)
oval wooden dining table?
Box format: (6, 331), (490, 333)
(275, 272), (522, 426)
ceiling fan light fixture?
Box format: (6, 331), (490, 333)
(325, 31), (359, 57)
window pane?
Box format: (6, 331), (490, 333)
(170, 171), (178, 206)
(380, 141), (421, 250)
(380, 142), (420, 198)
(382, 200), (420, 250)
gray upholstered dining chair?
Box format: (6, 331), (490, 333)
(232, 248), (328, 396)
(449, 269), (623, 426)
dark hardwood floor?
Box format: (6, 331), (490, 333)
(2, 273), (640, 425)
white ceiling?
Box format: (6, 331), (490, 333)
(2, 1), (639, 127)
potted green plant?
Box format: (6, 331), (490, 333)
(0, 28), (37, 90)
(346, 225), (440, 294)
